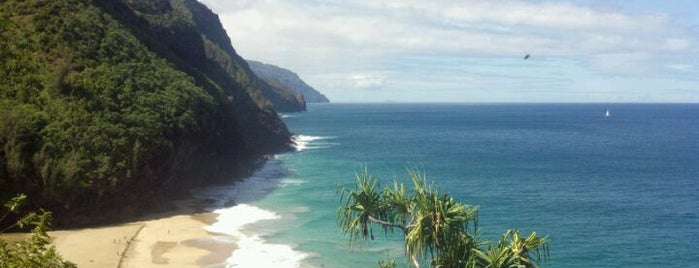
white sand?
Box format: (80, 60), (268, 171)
(45, 199), (237, 267)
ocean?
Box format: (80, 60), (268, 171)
(195, 103), (699, 267)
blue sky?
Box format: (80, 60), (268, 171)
(199, 0), (699, 103)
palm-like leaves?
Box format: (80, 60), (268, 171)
(473, 230), (548, 268)
(405, 170), (478, 265)
(338, 168), (384, 243)
(338, 168), (548, 268)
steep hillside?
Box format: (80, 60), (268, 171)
(248, 60), (330, 103)
(258, 79), (306, 112)
(0, 0), (294, 225)
(97, 0), (305, 111)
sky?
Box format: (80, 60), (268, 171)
(198, 0), (699, 103)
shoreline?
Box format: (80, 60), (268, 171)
(2, 155), (292, 267)
(51, 154), (275, 229)
(48, 198), (238, 268)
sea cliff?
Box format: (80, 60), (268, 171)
(248, 60), (330, 103)
(0, 0), (297, 226)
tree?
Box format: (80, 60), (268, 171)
(0, 194), (75, 268)
(338, 168), (548, 268)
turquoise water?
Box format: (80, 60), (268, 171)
(205, 103), (699, 267)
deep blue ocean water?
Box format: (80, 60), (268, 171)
(203, 103), (699, 267)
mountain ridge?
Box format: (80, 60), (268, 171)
(248, 60), (330, 103)
(0, 0), (299, 226)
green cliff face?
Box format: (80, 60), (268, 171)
(258, 78), (307, 113)
(0, 0), (294, 224)
(127, 0), (306, 113)
(248, 60), (330, 103)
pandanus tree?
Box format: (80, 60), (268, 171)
(338, 168), (548, 268)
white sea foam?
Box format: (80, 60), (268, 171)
(279, 114), (296, 119)
(204, 204), (309, 268)
(280, 178), (307, 186)
(291, 135), (338, 151)
(225, 233), (309, 268)
(191, 160), (309, 267)
(205, 204), (280, 236)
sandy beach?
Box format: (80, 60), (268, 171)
(45, 199), (236, 268)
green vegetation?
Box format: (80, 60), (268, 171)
(1, 195), (75, 268)
(260, 78), (307, 112)
(0, 0), (293, 223)
(339, 168), (548, 268)
(247, 60), (330, 103)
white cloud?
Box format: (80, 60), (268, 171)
(201, 0), (689, 56)
(588, 52), (655, 74)
(198, 0), (257, 11)
(662, 38), (691, 50)
(350, 74), (386, 90)
(310, 72), (387, 91)
(666, 64), (693, 72)
(197, 0), (698, 102)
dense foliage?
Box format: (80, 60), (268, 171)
(108, 0), (305, 113)
(339, 168), (548, 268)
(0, 195), (75, 268)
(0, 0), (292, 223)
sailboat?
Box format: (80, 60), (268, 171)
(605, 109), (611, 118)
